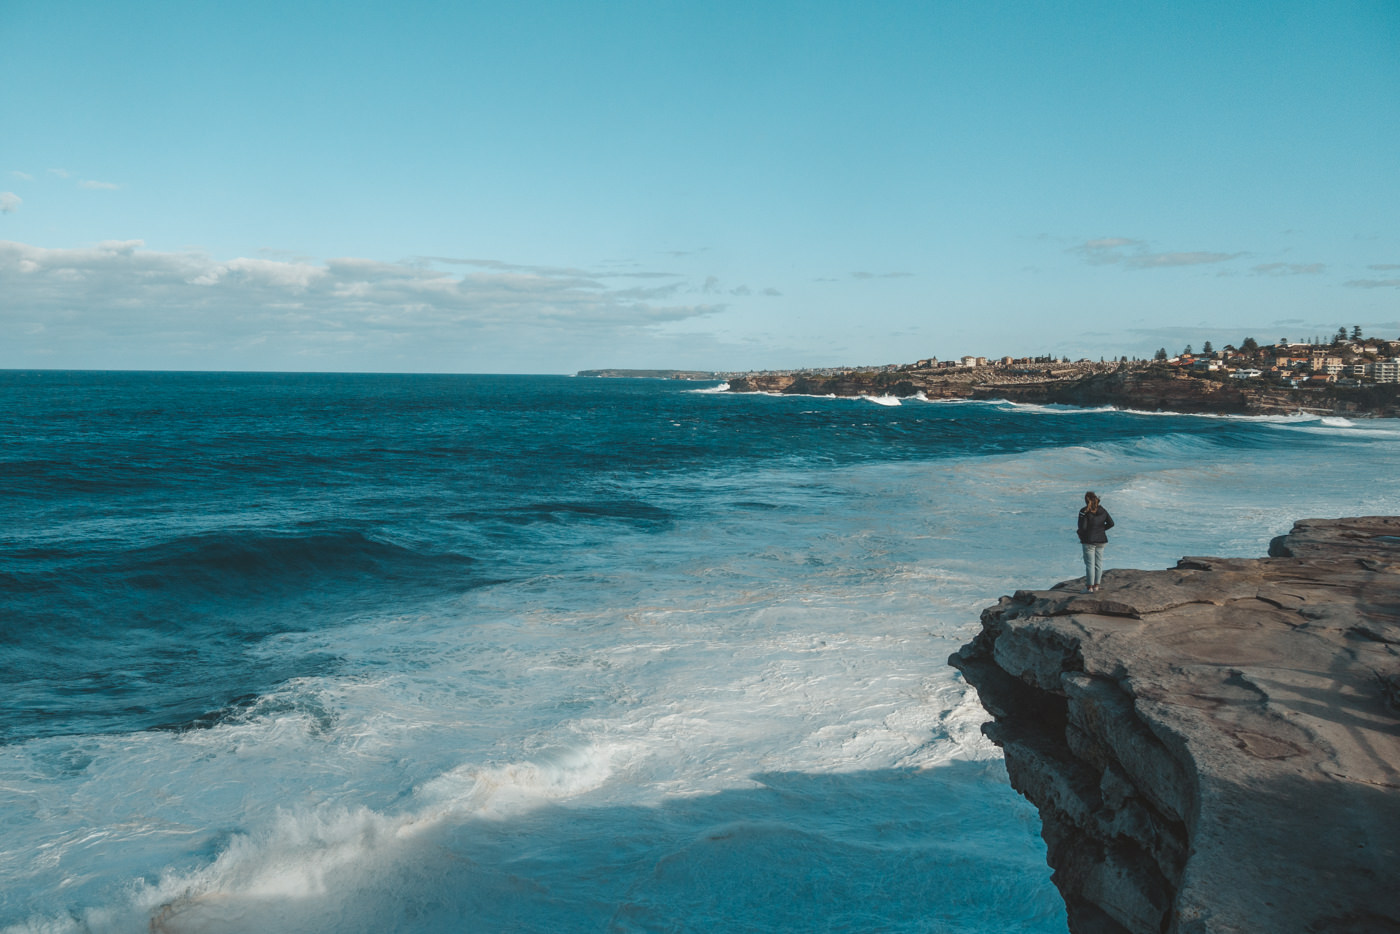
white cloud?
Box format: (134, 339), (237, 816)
(1125, 251), (1245, 269)
(1071, 238), (1245, 269)
(0, 240), (724, 370)
(1346, 278), (1400, 289)
(1252, 262), (1326, 276)
(47, 168), (72, 178)
(78, 179), (121, 190)
(10, 171), (33, 181)
(0, 192), (19, 213)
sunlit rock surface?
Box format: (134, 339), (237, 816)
(951, 517), (1400, 934)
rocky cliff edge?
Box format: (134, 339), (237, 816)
(949, 517), (1400, 934)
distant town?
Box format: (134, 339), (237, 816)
(580, 328), (1400, 388)
(578, 329), (1400, 417)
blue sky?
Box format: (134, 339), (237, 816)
(2, 0), (1397, 373)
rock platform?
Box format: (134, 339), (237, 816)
(950, 517), (1400, 933)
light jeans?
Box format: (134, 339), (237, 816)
(1082, 543), (1106, 586)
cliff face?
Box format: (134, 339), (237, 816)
(726, 367), (1400, 417)
(950, 517), (1400, 934)
(981, 369), (1400, 417)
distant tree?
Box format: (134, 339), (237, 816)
(1202, 340), (1214, 354)
(1154, 347), (1168, 361)
(1336, 326), (1348, 342)
(1353, 325), (1364, 340)
(1183, 344), (1193, 355)
(1241, 337), (1259, 354)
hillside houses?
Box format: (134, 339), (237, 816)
(1164, 338), (1400, 386)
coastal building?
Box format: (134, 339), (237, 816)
(1375, 359), (1400, 384)
(1310, 352), (1344, 374)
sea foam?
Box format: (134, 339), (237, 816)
(6, 374), (1400, 934)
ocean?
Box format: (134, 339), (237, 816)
(4, 370), (1400, 934)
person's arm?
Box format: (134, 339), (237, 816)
(1103, 509), (1114, 531)
(1077, 509), (1089, 541)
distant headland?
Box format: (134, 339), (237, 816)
(582, 332), (1400, 417)
(574, 368), (722, 380)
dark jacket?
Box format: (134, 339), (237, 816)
(1077, 507), (1114, 544)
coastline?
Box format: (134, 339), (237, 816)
(721, 364), (1400, 418)
(949, 517), (1400, 933)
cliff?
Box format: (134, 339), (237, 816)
(949, 517), (1400, 934)
(983, 368), (1400, 417)
(726, 366), (1400, 417)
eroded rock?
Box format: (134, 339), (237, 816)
(950, 517), (1400, 934)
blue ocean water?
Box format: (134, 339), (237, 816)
(4, 370), (1400, 933)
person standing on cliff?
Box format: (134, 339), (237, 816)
(1077, 491), (1114, 592)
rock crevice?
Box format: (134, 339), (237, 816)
(950, 517), (1400, 934)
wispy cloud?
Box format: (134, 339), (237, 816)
(1072, 237), (1145, 264)
(1071, 237), (1245, 269)
(47, 168), (72, 179)
(851, 270), (914, 280)
(1345, 278), (1400, 289)
(1252, 262), (1326, 276)
(0, 240), (723, 364)
(0, 192), (19, 214)
(10, 171), (33, 182)
(417, 255), (594, 279)
(1368, 263), (1400, 271)
(1128, 252), (1244, 269)
(78, 179), (121, 190)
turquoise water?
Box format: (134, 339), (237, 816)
(4, 370), (1400, 933)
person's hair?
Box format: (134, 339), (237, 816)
(1084, 491), (1100, 513)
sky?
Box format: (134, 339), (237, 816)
(2, 0), (1398, 374)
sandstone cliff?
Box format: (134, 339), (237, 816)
(984, 368), (1400, 417)
(726, 366), (1400, 417)
(949, 517), (1400, 934)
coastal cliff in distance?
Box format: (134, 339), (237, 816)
(726, 365), (1400, 417)
(949, 518), (1400, 933)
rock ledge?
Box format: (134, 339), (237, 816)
(950, 517), (1400, 934)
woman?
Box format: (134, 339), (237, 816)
(1077, 491), (1114, 592)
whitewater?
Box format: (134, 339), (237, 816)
(4, 371), (1400, 934)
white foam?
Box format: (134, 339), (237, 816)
(10, 410), (1400, 933)
(860, 394), (902, 406)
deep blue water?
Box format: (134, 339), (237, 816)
(2, 370), (1260, 745)
(4, 370), (1400, 933)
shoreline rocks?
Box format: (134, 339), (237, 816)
(725, 366), (1400, 417)
(949, 517), (1400, 933)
